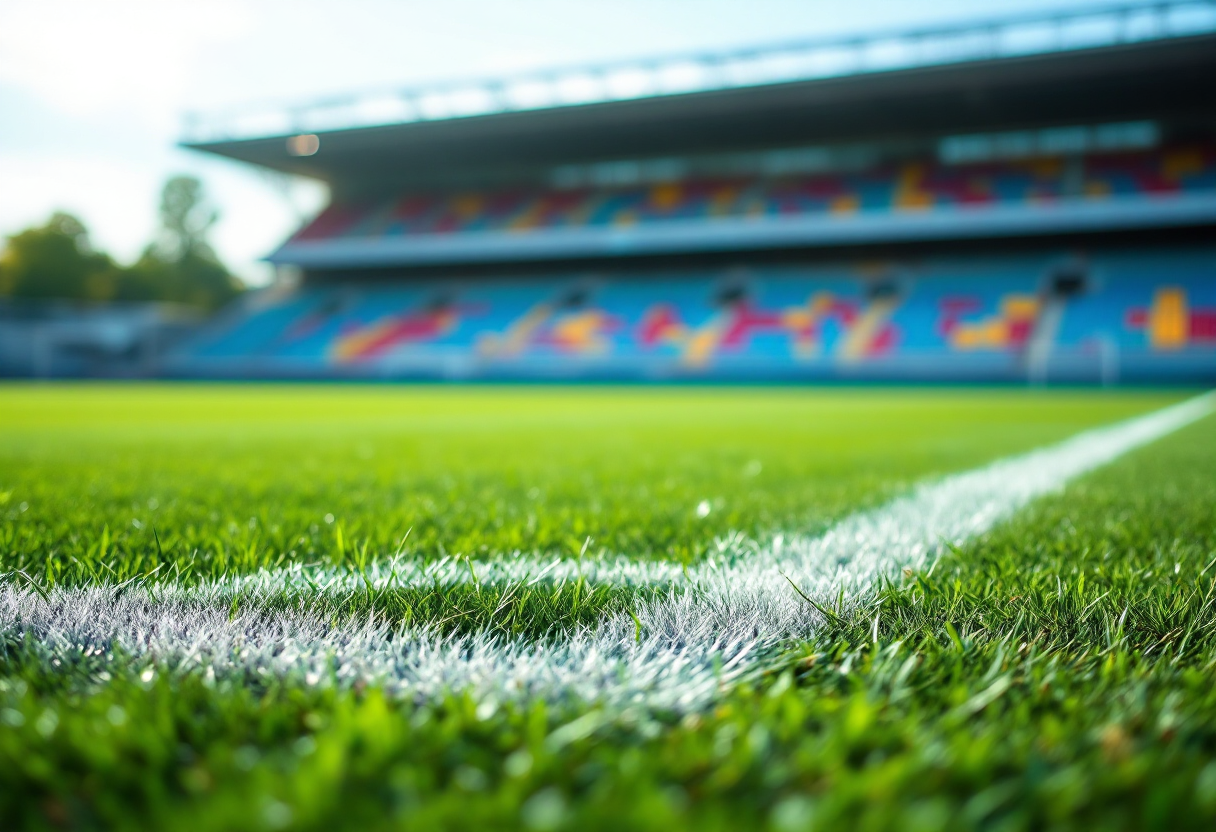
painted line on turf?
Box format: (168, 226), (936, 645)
(2, 393), (1211, 712)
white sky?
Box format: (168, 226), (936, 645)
(0, 0), (1118, 286)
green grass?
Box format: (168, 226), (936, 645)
(2, 384), (1214, 831)
(0, 384), (1178, 584)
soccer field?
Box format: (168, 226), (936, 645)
(2, 385), (1215, 830)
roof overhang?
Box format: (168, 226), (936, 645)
(186, 34), (1216, 195)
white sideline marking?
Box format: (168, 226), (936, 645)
(2, 393), (1211, 712)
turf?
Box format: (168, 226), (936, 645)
(1, 384), (1213, 831)
(0, 384), (1178, 583)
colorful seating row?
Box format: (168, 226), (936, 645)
(293, 146), (1216, 243)
(174, 249), (1216, 381)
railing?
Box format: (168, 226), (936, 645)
(182, 0), (1216, 144)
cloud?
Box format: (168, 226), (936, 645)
(0, 0), (251, 121)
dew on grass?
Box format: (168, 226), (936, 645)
(504, 749), (533, 778)
(521, 788), (566, 831)
(263, 801), (292, 830)
(35, 709), (58, 738)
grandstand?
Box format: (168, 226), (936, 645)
(175, 0), (1216, 382)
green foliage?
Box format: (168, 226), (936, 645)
(127, 175), (241, 311)
(0, 387), (1213, 830)
(122, 247), (240, 311)
(0, 177), (241, 311)
(0, 212), (122, 302)
(154, 175), (220, 262)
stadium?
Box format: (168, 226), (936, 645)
(172, 0), (1216, 383)
(4, 3), (1216, 830)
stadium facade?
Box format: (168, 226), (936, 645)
(175, 0), (1216, 382)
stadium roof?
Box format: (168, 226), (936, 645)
(184, 1), (1216, 191)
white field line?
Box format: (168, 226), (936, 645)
(2, 393), (1211, 713)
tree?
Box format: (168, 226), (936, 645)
(126, 176), (243, 311)
(154, 175), (219, 261)
(0, 212), (121, 302)
(0, 176), (243, 311)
